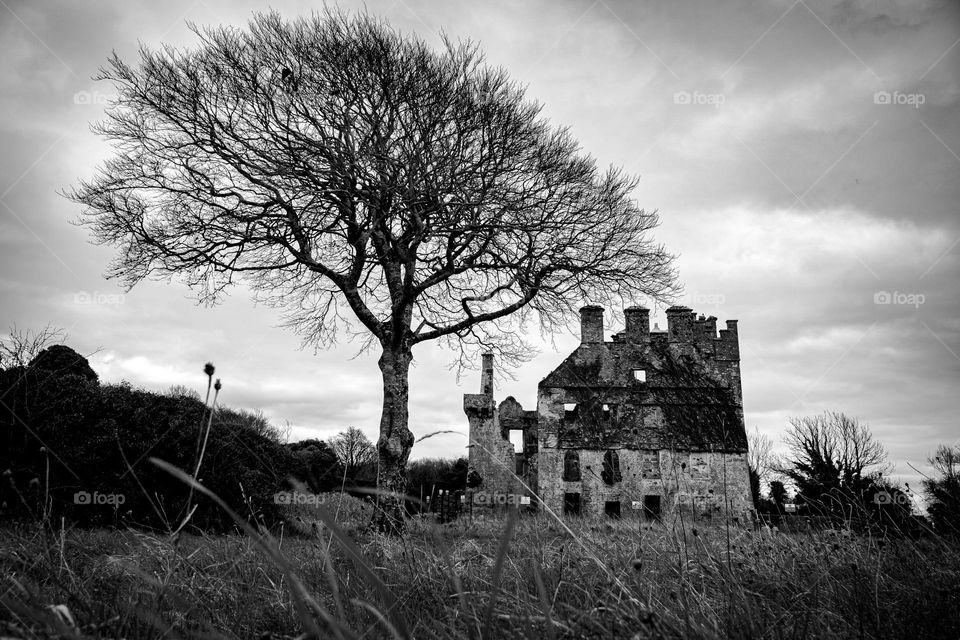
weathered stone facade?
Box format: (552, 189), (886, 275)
(464, 305), (752, 522)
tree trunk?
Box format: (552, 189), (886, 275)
(375, 345), (415, 534)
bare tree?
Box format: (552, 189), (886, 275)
(220, 407), (284, 443)
(923, 444), (960, 534)
(167, 384), (202, 401)
(747, 427), (774, 485)
(747, 426), (774, 507)
(68, 10), (677, 530)
(0, 324), (67, 369)
(929, 444), (960, 480)
(777, 411), (888, 510)
(329, 426), (376, 484)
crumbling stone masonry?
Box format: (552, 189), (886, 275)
(463, 305), (753, 522)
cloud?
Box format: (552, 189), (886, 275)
(1, 0), (957, 480)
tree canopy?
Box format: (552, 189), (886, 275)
(68, 9), (677, 531)
(924, 444), (960, 535)
(777, 411), (888, 517)
(329, 426), (376, 486)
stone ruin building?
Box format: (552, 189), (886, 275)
(463, 305), (752, 522)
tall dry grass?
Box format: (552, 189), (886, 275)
(2, 491), (958, 639)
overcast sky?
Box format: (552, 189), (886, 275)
(1, 0), (958, 493)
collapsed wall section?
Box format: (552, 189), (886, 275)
(463, 355), (536, 501)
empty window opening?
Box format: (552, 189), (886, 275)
(643, 495), (662, 520)
(633, 369), (646, 382)
(562, 450), (581, 481)
(508, 429), (524, 453)
(602, 449), (622, 485)
(563, 492), (581, 516)
(605, 500), (622, 519)
(515, 453), (527, 476)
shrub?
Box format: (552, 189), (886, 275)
(0, 345), (330, 533)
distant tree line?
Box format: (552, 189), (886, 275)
(748, 411), (958, 536)
(323, 426), (469, 514)
(405, 458), (468, 514)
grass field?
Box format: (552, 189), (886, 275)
(2, 497), (959, 639)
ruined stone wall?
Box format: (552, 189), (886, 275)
(463, 356), (533, 499)
(533, 305), (751, 520)
(465, 305), (752, 521)
(538, 446), (752, 521)
(535, 387), (564, 513)
(536, 380), (752, 521)
(464, 394), (517, 496)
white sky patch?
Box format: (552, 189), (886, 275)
(785, 321), (917, 358)
(91, 353), (197, 388)
(666, 205), (951, 280)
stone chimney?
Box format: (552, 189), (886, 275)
(666, 305), (695, 342)
(624, 306), (650, 343)
(702, 315), (718, 340)
(725, 319), (738, 336)
(579, 305), (604, 344)
(717, 320), (740, 360)
(480, 353), (494, 395)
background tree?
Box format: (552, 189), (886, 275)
(29, 345), (99, 384)
(747, 427), (774, 509)
(769, 480), (788, 512)
(286, 438), (342, 493)
(405, 457), (468, 514)
(167, 384), (202, 401)
(866, 478), (916, 534)
(924, 444), (960, 536)
(0, 324), (67, 370)
(220, 407), (285, 443)
(68, 10), (677, 530)
(329, 426), (376, 487)
(776, 411), (888, 519)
